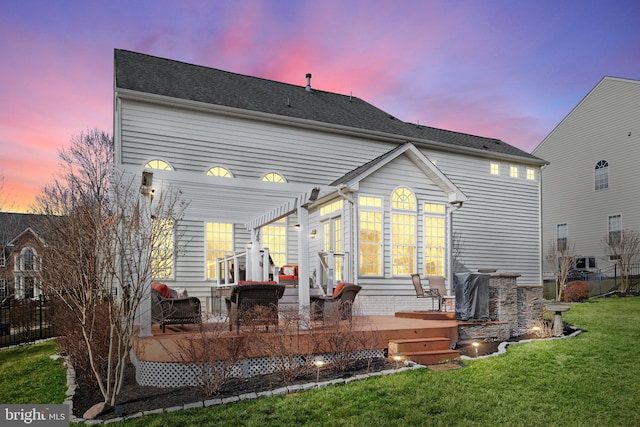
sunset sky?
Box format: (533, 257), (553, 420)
(1, 0), (639, 213)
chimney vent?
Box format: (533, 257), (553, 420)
(305, 73), (312, 92)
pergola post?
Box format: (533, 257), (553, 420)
(297, 206), (311, 327)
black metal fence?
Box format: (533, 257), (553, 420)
(543, 264), (640, 299)
(0, 294), (54, 348)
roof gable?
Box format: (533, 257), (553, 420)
(533, 76), (640, 154)
(331, 143), (467, 203)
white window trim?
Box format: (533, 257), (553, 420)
(390, 187), (417, 277)
(358, 194), (384, 277)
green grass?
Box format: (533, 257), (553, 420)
(0, 340), (67, 404)
(4, 299), (640, 425)
(119, 298), (640, 426)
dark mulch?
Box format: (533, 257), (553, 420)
(73, 358), (396, 421)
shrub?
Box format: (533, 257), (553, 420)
(564, 280), (590, 302)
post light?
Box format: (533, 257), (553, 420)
(392, 352), (404, 369)
(472, 341), (479, 358)
(314, 356), (326, 384)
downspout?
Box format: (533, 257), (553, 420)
(447, 201), (464, 295)
(338, 187), (357, 285)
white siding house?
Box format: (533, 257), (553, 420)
(533, 77), (640, 278)
(113, 50), (547, 316)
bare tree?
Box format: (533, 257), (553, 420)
(0, 172), (16, 212)
(35, 129), (187, 407)
(604, 228), (640, 293)
(545, 240), (574, 302)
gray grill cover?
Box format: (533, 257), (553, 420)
(454, 273), (490, 321)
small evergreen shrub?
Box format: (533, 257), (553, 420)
(564, 280), (590, 302)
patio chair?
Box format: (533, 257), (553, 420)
(411, 274), (444, 311)
(225, 283), (286, 333)
(151, 286), (202, 333)
(311, 284), (362, 322)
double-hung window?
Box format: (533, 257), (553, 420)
(359, 196), (383, 276)
(205, 222), (234, 280)
(557, 223), (568, 252)
(151, 218), (174, 279)
(424, 203), (445, 276)
(608, 214), (621, 245)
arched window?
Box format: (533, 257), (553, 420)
(262, 172), (286, 183)
(595, 160), (608, 190)
(144, 159), (173, 171)
(22, 248), (34, 270)
(207, 166), (232, 178)
(391, 187), (416, 276)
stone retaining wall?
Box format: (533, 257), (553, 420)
(458, 273), (543, 342)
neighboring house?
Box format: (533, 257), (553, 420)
(533, 76), (640, 278)
(0, 213), (46, 300)
(113, 49), (547, 316)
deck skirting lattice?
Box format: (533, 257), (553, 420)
(130, 349), (385, 388)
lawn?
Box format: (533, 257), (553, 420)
(4, 298), (640, 426)
(0, 340), (66, 404)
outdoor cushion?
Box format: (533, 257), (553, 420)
(238, 280), (277, 285)
(333, 282), (346, 296)
(151, 282), (172, 299)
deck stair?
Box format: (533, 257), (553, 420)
(388, 337), (461, 365)
(389, 311), (460, 365)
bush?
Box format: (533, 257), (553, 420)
(50, 298), (114, 388)
(564, 280), (590, 302)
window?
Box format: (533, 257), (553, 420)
(262, 219), (287, 268)
(24, 277), (35, 299)
(391, 187), (416, 276)
(151, 218), (174, 279)
(207, 166), (232, 178)
(526, 168), (536, 180)
(23, 248), (34, 270)
(510, 165), (518, 178)
(206, 222), (234, 280)
(144, 159), (173, 171)
(359, 196), (383, 276)
(0, 279), (6, 297)
(608, 214), (621, 245)
(595, 160), (609, 190)
(262, 172), (286, 183)
(0, 252), (5, 267)
(557, 223), (568, 251)
(490, 162), (500, 175)
(320, 199), (343, 217)
(424, 203), (445, 276)
(321, 200), (344, 282)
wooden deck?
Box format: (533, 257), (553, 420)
(132, 314), (461, 366)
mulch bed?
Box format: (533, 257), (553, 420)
(73, 358), (397, 421)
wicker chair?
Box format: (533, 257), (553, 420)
(151, 289), (202, 333)
(411, 274), (444, 311)
(225, 283), (286, 333)
(311, 284), (362, 322)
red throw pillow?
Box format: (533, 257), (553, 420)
(334, 282), (346, 296)
(151, 282), (172, 299)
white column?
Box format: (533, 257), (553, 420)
(138, 191), (153, 337)
(297, 207), (311, 327)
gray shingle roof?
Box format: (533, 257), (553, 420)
(115, 49), (543, 162)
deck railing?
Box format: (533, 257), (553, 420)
(215, 247), (274, 286)
(316, 251), (350, 296)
